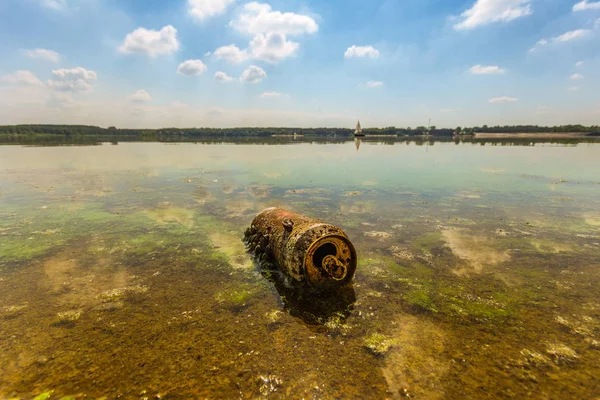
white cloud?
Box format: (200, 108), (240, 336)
(231, 2), (318, 36)
(128, 89), (152, 103)
(215, 3), (316, 65)
(177, 59), (208, 76)
(344, 45), (380, 59)
(0, 70), (43, 85)
(570, 73), (584, 80)
(454, 0), (532, 30)
(573, 0), (600, 11)
(41, 0), (67, 9)
(366, 81), (383, 88)
(489, 96), (517, 103)
(555, 29), (592, 42)
(576, 61), (584, 67)
(118, 25), (180, 57)
(47, 67), (97, 92)
(213, 44), (249, 63)
(249, 33), (299, 63)
(568, 86), (580, 91)
(189, 0), (236, 21)
(469, 64), (506, 74)
(213, 33), (300, 64)
(24, 48), (60, 63)
(240, 65), (266, 83)
(259, 91), (288, 98)
(214, 71), (234, 82)
(530, 29), (592, 52)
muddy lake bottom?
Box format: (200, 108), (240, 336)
(0, 140), (599, 399)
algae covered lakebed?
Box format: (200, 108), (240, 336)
(0, 140), (599, 399)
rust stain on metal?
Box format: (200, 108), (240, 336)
(244, 207), (357, 288)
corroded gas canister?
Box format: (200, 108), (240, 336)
(244, 207), (357, 288)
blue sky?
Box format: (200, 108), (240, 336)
(0, 0), (599, 128)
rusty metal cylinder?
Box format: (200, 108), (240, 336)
(245, 207), (357, 288)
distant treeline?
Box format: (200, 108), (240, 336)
(0, 124), (598, 138)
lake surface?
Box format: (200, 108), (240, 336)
(1, 140), (599, 399)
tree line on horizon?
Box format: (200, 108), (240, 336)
(0, 124), (598, 138)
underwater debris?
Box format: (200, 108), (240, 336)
(245, 207), (357, 288)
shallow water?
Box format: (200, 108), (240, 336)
(0, 140), (599, 399)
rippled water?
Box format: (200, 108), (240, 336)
(1, 140), (599, 399)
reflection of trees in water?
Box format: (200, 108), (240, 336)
(2, 135), (599, 147)
(260, 265), (356, 326)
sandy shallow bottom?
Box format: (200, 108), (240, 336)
(1, 141), (599, 399)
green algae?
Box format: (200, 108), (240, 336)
(403, 285), (438, 313)
(0, 236), (62, 264)
(413, 232), (445, 252)
(446, 296), (510, 322)
(364, 333), (396, 355)
(32, 392), (53, 400)
(144, 206), (195, 227)
(215, 282), (265, 311)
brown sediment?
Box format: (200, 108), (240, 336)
(193, 186), (215, 205)
(246, 185), (272, 199)
(381, 314), (449, 399)
(364, 231), (392, 241)
(41, 254), (137, 309)
(584, 213), (600, 227)
(340, 201), (375, 215)
(442, 228), (511, 275)
(224, 198), (259, 218)
(530, 239), (573, 253)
